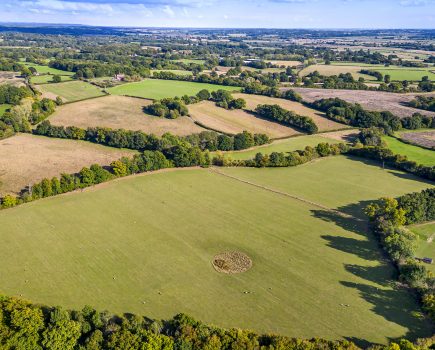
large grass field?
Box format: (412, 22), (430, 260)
(383, 136), (435, 166)
(37, 81), (106, 103)
(30, 74), (74, 84)
(409, 222), (435, 274)
(23, 62), (74, 76)
(301, 62), (435, 82)
(213, 133), (344, 160)
(233, 93), (348, 132)
(49, 95), (206, 136)
(0, 156), (433, 343)
(189, 101), (300, 138)
(107, 79), (241, 100)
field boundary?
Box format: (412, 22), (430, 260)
(209, 166), (354, 218)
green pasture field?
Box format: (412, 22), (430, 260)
(373, 68), (435, 82)
(107, 79), (241, 100)
(0, 104), (11, 116)
(151, 69), (193, 76)
(409, 222), (435, 274)
(383, 136), (435, 166)
(37, 81), (106, 103)
(30, 74), (74, 84)
(214, 134), (341, 160)
(0, 156), (432, 344)
(24, 62), (74, 76)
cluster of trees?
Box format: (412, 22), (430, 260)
(4, 295), (431, 350)
(360, 69), (383, 81)
(0, 84), (33, 105)
(365, 188), (435, 321)
(348, 146), (435, 181)
(311, 98), (434, 133)
(255, 104), (318, 134)
(214, 142), (348, 167)
(242, 83), (303, 101)
(145, 98), (189, 119)
(211, 89), (246, 110)
(408, 96), (435, 112)
(33, 121), (270, 152)
(303, 72), (369, 90)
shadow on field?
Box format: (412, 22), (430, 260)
(340, 280), (432, 341)
(313, 204), (433, 341)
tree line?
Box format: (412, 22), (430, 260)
(311, 98), (434, 133)
(365, 188), (435, 323)
(33, 121), (270, 152)
(3, 295), (432, 350)
(408, 96), (435, 112)
(255, 104), (318, 134)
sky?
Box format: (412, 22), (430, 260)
(1, 0), (434, 29)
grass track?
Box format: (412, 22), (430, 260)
(107, 79), (241, 100)
(0, 157), (433, 343)
(383, 136), (435, 166)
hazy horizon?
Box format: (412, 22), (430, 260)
(1, 0), (434, 29)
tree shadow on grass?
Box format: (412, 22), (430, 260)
(340, 281), (434, 342)
(321, 235), (381, 261)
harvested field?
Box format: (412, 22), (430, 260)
(290, 88), (435, 118)
(320, 129), (359, 142)
(49, 95), (206, 136)
(189, 101), (300, 138)
(37, 81), (106, 103)
(0, 71), (25, 87)
(299, 64), (378, 81)
(268, 60), (302, 67)
(399, 130), (435, 149)
(0, 159), (432, 343)
(233, 93), (348, 131)
(0, 133), (135, 196)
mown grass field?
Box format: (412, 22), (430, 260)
(23, 62), (74, 76)
(188, 100), (300, 138)
(37, 81), (106, 102)
(108, 79), (241, 100)
(30, 74), (74, 84)
(409, 222), (435, 274)
(0, 103), (11, 116)
(214, 134), (342, 160)
(49, 95), (206, 136)
(383, 136), (435, 166)
(373, 68), (435, 82)
(0, 157), (433, 343)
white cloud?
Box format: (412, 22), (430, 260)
(162, 5), (175, 16)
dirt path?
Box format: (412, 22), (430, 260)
(209, 167), (355, 219)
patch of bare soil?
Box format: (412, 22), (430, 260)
(289, 88), (435, 118)
(212, 251), (252, 274)
(400, 130), (435, 149)
(0, 71), (25, 87)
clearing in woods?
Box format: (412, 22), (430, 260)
(37, 81), (106, 103)
(48, 95), (206, 136)
(0, 157), (432, 344)
(107, 78), (241, 100)
(382, 135), (435, 166)
(23, 63), (75, 76)
(30, 74), (74, 84)
(0, 133), (136, 196)
(233, 93), (349, 132)
(188, 100), (300, 138)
